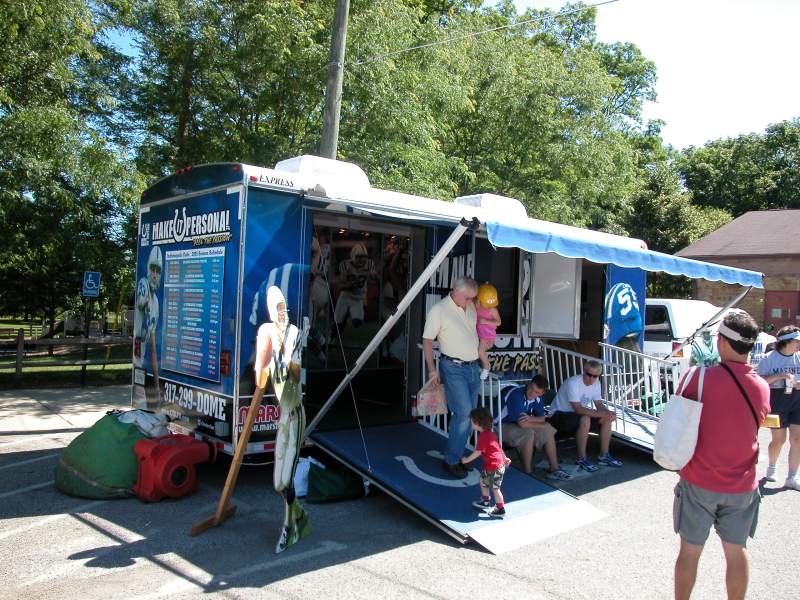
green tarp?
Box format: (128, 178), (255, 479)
(54, 413), (146, 499)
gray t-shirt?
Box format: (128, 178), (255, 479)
(756, 350), (800, 388)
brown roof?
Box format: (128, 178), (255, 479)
(677, 210), (800, 258)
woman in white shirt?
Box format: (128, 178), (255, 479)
(756, 326), (800, 489)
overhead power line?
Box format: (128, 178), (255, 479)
(351, 0), (621, 67)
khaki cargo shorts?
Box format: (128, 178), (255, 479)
(502, 422), (556, 450)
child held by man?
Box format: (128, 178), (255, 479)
(461, 407), (512, 517)
(475, 282), (501, 380)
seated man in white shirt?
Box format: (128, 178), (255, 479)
(547, 360), (622, 472)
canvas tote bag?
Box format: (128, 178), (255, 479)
(653, 367), (705, 471)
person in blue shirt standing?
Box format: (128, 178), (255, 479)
(501, 375), (571, 481)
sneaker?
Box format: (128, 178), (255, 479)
(488, 506), (505, 517)
(765, 465), (777, 482)
(784, 477), (800, 491)
(472, 499), (492, 510)
(480, 368), (490, 381)
(443, 461), (467, 479)
(576, 457), (599, 472)
(597, 453), (623, 468)
(546, 468), (572, 481)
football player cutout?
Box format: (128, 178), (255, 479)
(134, 246), (162, 409)
(254, 286), (309, 553)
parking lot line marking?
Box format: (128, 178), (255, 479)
(0, 434), (73, 449)
(0, 453), (59, 471)
(0, 480), (51, 499)
(0, 499), (106, 542)
(139, 540), (348, 600)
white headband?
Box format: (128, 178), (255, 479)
(778, 331), (800, 342)
(718, 323), (755, 344)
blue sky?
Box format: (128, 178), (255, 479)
(516, 0), (800, 149)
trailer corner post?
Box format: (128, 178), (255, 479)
(304, 219), (475, 439)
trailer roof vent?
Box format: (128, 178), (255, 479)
(274, 155), (370, 198)
(454, 194), (527, 221)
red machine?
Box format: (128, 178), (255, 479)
(133, 434), (214, 502)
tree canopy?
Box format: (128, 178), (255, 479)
(0, 0), (797, 320)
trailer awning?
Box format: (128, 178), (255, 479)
(486, 220), (764, 288)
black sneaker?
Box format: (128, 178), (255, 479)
(489, 506), (505, 517)
(443, 461), (467, 478)
(472, 499), (492, 510)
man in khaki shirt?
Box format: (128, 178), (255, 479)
(423, 277), (481, 478)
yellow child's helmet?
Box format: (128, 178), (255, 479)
(477, 283), (499, 308)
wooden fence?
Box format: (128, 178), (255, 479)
(0, 329), (132, 384)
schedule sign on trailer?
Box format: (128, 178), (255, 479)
(161, 246), (225, 382)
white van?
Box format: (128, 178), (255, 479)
(643, 299), (727, 366)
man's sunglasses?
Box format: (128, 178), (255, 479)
(583, 371), (601, 379)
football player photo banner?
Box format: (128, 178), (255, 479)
(604, 265), (645, 351)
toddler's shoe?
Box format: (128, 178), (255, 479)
(576, 457), (599, 472)
(472, 499), (492, 510)
(488, 506), (505, 517)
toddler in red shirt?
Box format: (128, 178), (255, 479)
(461, 407), (511, 517)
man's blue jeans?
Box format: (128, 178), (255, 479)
(439, 358), (480, 465)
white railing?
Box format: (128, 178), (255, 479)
(416, 342), (684, 451)
(539, 343), (621, 397)
(599, 342), (684, 418)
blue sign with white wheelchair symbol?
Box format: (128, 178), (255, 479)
(82, 271), (101, 297)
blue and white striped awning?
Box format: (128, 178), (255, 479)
(486, 220), (764, 288)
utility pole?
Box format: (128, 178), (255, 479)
(320, 0), (350, 159)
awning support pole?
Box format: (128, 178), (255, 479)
(665, 285), (753, 360)
(304, 218), (476, 440)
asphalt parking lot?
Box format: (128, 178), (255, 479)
(1, 385), (798, 599)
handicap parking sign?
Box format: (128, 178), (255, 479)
(82, 271), (101, 297)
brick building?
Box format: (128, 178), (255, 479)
(677, 210), (800, 329)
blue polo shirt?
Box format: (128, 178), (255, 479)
(502, 385), (545, 424)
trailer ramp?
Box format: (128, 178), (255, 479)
(311, 422), (605, 554)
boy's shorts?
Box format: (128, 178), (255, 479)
(673, 479), (761, 547)
(480, 465), (506, 490)
(768, 388), (800, 428)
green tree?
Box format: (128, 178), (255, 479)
(0, 0), (143, 331)
(626, 161), (731, 297)
(679, 118), (800, 217)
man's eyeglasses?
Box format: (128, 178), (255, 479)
(584, 371), (601, 379)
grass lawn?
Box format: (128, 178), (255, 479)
(0, 318), (43, 338)
(0, 338), (133, 388)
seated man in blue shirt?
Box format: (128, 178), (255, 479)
(501, 375), (571, 481)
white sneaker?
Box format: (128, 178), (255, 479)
(765, 465), (777, 482)
(784, 477), (800, 491)
(480, 368), (490, 381)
